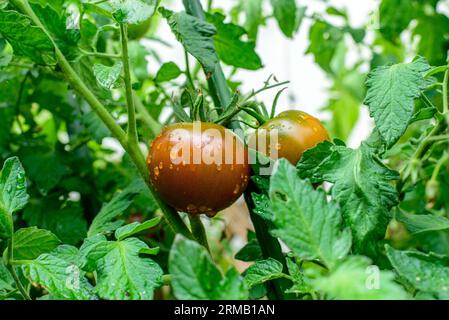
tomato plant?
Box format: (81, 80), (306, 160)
(0, 0), (449, 302)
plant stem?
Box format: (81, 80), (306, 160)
(134, 93), (162, 136)
(184, 50), (195, 89)
(245, 81), (290, 101)
(245, 191), (293, 300)
(120, 23), (138, 146)
(188, 215), (210, 252)
(12, 0), (194, 240)
(162, 274), (172, 286)
(5, 237), (31, 300)
(14, 71), (29, 133)
(80, 49), (121, 59)
(430, 151), (449, 182)
(443, 67), (449, 121)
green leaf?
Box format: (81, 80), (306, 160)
(243, 258), (285, 289)
(160, 8), (218, 74)
(240, 0), (263, 40)
(81, 110), (110, 144)
(395, 210), (449, 234)
(313, 256), (408, 299)
(13, 227), (60, 261)
(155, 61), (182, 82)
(235, 238), (262, 262)
(297, 141), (399, 257)
(22, 249), (96, 300)
(364, 57), (431, 145)
(111, 0), (158, 24)
(269, 159), (351, 269)
(0, 157), (29, 239)
(115, 217), (161, 240)
(0, 10), (54, 65)
(88, 184), (140, 237)
(92, 62), (123, 89)
(251, 192), (273, 221)
(270, 0), (302, 38)
(414, 14), (449, 66)
(169, 236), (248, 300)
(23, 203), (87, 245)
(84, 237), (163, 300)
(306, 20), (343, 72)
(386, 245), (449, 299)
(206, 12), (262, 70)
(21, 151), (68, 196)
(30, 3), (80, 61)
(50, 245), (84, 267)
(0, 260), (14, 294)
(379, 0), (415, 41)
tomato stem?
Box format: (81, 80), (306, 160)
(120, 23), (139, 147)
(188, 215), (210, 252)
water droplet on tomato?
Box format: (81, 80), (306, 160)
(233, 184), (240, 195)
(158, 162), (163, 170)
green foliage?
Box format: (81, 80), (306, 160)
(297, 140), (399, 257)
(160, 8), (218, 74)
(0, 0), (448, 302)
(13, 227), (60, 260)
(155, 61), (182, 82)
(313, 256), (408, 299)
(169, 236), (248, 300)
(270, 159), (351, 269)
(386, 246), (449, 299)
(243, 258), (285, 289)
(0, 157), (29, 239)
(206, 12), (262, 70)
(364, 57), (431, 146)
(93, 62), (123, 89)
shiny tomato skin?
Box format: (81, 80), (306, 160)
(147, 122), (250, 217)
(248, 110), (330, 165)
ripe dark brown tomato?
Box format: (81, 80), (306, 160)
(248, 110), (330, 165)
(147, 122), (250, 217)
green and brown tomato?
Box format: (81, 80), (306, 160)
(248, 110), (330, 165)
(147, 122), (250, 216)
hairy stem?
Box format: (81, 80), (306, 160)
(188, 215), (210, 252)
(120, 23), (138, 146)
(443, 68), (448, 114)
(5, 235), (31, 300)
